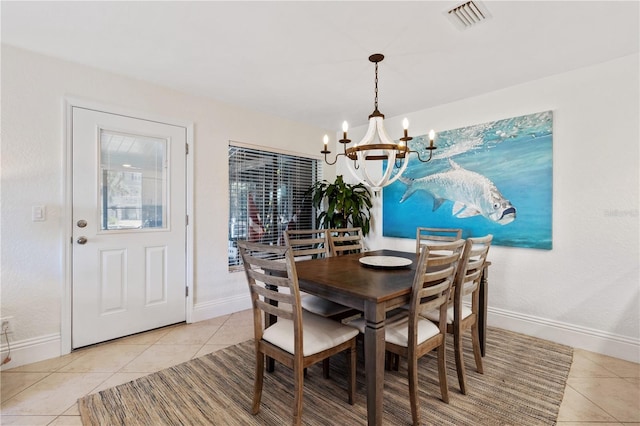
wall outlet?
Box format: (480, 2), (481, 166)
(1, 317), (14, 334)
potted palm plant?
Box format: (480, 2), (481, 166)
(307, 175), (373, 236)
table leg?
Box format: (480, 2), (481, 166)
(479, 264), (489, 357)
(364, 305), (385, 426)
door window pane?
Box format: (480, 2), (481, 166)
(99, 130), (167, 230)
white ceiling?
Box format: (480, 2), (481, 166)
(2, 1), (638, 130)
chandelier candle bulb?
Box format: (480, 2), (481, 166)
(429, 129), (435, 148)
(321, 135), (330, 155)
(340, 121), (350, 144)
(399, 117), (412, 146)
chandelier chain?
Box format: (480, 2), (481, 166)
(374, 61), (379, 110)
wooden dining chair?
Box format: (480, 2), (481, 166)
(384, 240), (465, 425)
(415, 227), (463, 255)
(381, 237), (467, 328)
(237, 240), (358, 426)
(328, 227), (364, 256)
(284, 229), (354, 319)
(424, 234), (492, 395)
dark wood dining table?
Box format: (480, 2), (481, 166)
(294, 249), (490, 426)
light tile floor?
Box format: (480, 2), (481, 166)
(1, 309), (638, 425)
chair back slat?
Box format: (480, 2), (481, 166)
(256, 299), (294, 321)
(247, 255), (289, 272)
(415, 279), (452, 314)
(245, 268), (291, 288)
(251, 283), (294, 303)
(284, 229), (330, 259)
(328, 227), (364, 256)
(416, 227), (463, 255)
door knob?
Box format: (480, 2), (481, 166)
(77, 236), (88, 245)
(77, 219), (87, 228)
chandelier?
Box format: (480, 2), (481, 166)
(321, 53), (436, 194)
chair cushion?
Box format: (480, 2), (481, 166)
(262, 311), (358, 357)
(345, 308), (408, 334)
(384, 315), (440, 347)
(346, 312), (440, 347)
(301, 294), (353, 317)
(423, 305), (472, 324)
(345, 316), (365, 333)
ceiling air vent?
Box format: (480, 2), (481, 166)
(446, 1), (491, 30)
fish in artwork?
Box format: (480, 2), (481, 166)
(398, 159), (516, 225)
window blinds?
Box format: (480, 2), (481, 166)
(228, 144), (321, 268)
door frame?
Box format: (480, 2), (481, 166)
(62, 97), (194, 354)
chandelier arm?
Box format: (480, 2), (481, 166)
(408, 148), (436, 163)
(322, 151), (348, 166)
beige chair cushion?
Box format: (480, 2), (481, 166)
(384, 315), (440, 347)
(423, 305), (472, 324)
(346, 312), (440, 347)
(346, 309), (408, 334)
(301, 294), (353, 317)
(345, 316), (365, 334)
(263, 311), (359, 357)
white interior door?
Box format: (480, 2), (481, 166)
(72, 107), (187, 348)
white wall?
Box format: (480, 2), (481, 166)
(0, 45), (334, 368)
(339, 54), (640, 362)
(1, 45), (637, 368)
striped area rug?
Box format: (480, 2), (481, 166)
(78, 327), (572, 425)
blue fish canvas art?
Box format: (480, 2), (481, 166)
(383, 111), (553, 249)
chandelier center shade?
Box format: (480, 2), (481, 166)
(321, 53), (436, 194)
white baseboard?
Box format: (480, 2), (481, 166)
(3, 301), (637, 370)
(191, 294), (252, 323)
(487, 306), (640, 363)
(0, 295), (253, 371)
(1, 333), (61, 371)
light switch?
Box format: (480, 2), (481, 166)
(32, 205), (46, 222)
